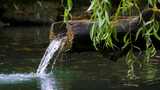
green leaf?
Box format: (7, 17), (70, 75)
(144, 19), (154, 26)
(153, 30), (160, 41)
(90, 24), (96, 40)
(103, 0), (110, 4)
(64, 9), (69, 22)
(135, 27), (143, 41)
(148, 0), (153, 6)
(87, 0), (96, 11)
(67, 0), (73, 11)
(123, 32), (129, 43)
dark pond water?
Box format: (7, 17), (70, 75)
(0, 27), (160, 90)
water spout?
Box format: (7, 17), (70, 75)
(36, 36), (67, 75)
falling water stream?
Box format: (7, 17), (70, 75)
(36, 36), (67, 90)
(36, 36), (67, 75)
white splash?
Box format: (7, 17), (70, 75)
(0, 73), (58, 90)
(0, 73), (35, 84)
(39, 74), (57, 90)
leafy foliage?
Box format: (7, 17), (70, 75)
(89, 0), (115, 49)
(64, 0), (160, 80)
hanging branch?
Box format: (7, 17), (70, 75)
(63, 0), (160, 80)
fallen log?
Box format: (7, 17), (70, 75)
(49, 8), (160, 61)
(66, 8), (160, 50)
(65, 16), (143, 51)
(50, 8), (160, 53)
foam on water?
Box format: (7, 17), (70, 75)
(39, 73), (57, 90)
(0, 73), (58, 90)
(0, 73), (35, 84)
